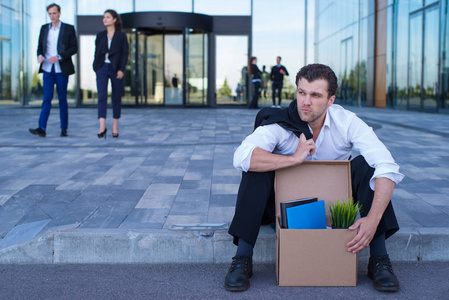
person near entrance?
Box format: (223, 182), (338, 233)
(93, 9), (129, 138)
(29, 3), (77, 138)
(224, 64), (404, 293)
(172, 74), (179, 99)
(248, 56), (261, 109)
(260, 65), (269, 99)
(270, 56), (289, 107)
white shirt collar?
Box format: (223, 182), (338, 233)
(49, 21), (61, 30)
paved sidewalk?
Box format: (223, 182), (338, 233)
(0, 104), (448, 263)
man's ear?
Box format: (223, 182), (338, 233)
(328, 95), (336, 107)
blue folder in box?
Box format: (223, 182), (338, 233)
(286, 200), (327, 229)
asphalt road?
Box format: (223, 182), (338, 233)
(1, 261), (448, 299)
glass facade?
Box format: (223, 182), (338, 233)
(389, 0), (446, 112)
(313, 1), (373, 107)
(1, 0), (448, 113)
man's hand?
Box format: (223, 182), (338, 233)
(292, 133), (315, 165)
(346, 216), (378, 253)
(38, 56), (45, 64)
(47, 56), (60, 64)
(346, 177), (395, 253)
(117, 70), (124, 79)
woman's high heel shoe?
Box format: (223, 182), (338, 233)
(112, 132), (119, 138)
(97, 128), (107, 139)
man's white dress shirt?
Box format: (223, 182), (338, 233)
(41, 22), (62, 73)
(233, 104), (404, 190)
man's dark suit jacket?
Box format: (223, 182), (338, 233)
(37, 22), (78, 76)
(93, 30), (129, 73)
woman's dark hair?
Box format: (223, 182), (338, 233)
(104, 9), (122, 31)
(248, 56), (256, 76)
(295, 63), (338, 97)
(47, 3), (61, 12)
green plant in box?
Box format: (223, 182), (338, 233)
(328, 198), (362, 229)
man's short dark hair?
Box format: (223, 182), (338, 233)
(47, 3), (61, 12)
(295, 64), (338, 98)
(277, 56), (282, 60)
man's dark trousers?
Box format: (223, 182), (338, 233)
(228, 155), (399, 247)
(272, 81), (283, 106)
(38, 65), (69, 131)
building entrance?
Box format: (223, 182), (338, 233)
(76, 12), (251, 107)
(133, 28), (207, 106)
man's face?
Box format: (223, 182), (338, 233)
(47, 6), (60, 24)
(296, 78), (335, 126)
(276, 57), (281, 65)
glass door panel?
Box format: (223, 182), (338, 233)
(122, 32), (135, 105)
(145, 34), (164, 105)
(79, 35), (97, 105)
(216, 35), (248, 105)
(423, 6), (438, 111)
(186, 29), (207, 106)
(408, 12), (423, 110)
(165, 34), (183, 105)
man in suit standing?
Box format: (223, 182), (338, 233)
(270, 56), (289, 107)
(29, 3), (78, 137)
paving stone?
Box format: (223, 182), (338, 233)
(152, 176), (184, 184)
(0, 219), (51, 248)
(209, 194), (237, 207)
(179, 179), (211, 190)
(0, 199), (27, 238)
(211, 183), (239, 195)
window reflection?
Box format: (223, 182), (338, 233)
(252, 0), (304, 107)
(216, 36), (248, 105)
(314, 0), (367, 106)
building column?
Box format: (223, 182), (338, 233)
(374, 0), (388, 108)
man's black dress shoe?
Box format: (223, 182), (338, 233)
(29, 127), (46, 137)
(224, 255), (252, 292)
(368, 254), (400, 292)
(61, 129), (68, 137)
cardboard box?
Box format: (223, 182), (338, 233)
(275, 161), (357, 286)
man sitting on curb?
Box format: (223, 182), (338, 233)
(225, 63), (404, 292)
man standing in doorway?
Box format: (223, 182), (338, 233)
(29, 3), (78, 137)
(270, 56), (289, 107)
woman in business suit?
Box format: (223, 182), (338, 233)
(248, 56), (261, 109)
(93, 9), (129, 138)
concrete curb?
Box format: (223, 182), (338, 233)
(1, 227), (448, 264)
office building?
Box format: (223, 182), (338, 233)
(0, 0), (447, 113)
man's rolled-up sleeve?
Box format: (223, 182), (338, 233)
(348, 116), (404, 190)
(233, 125), (283, 172)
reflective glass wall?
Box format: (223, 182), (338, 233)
(0, 0), (32, 106)
(388, 0), (447, 112)
(313, 0), (372, 107)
